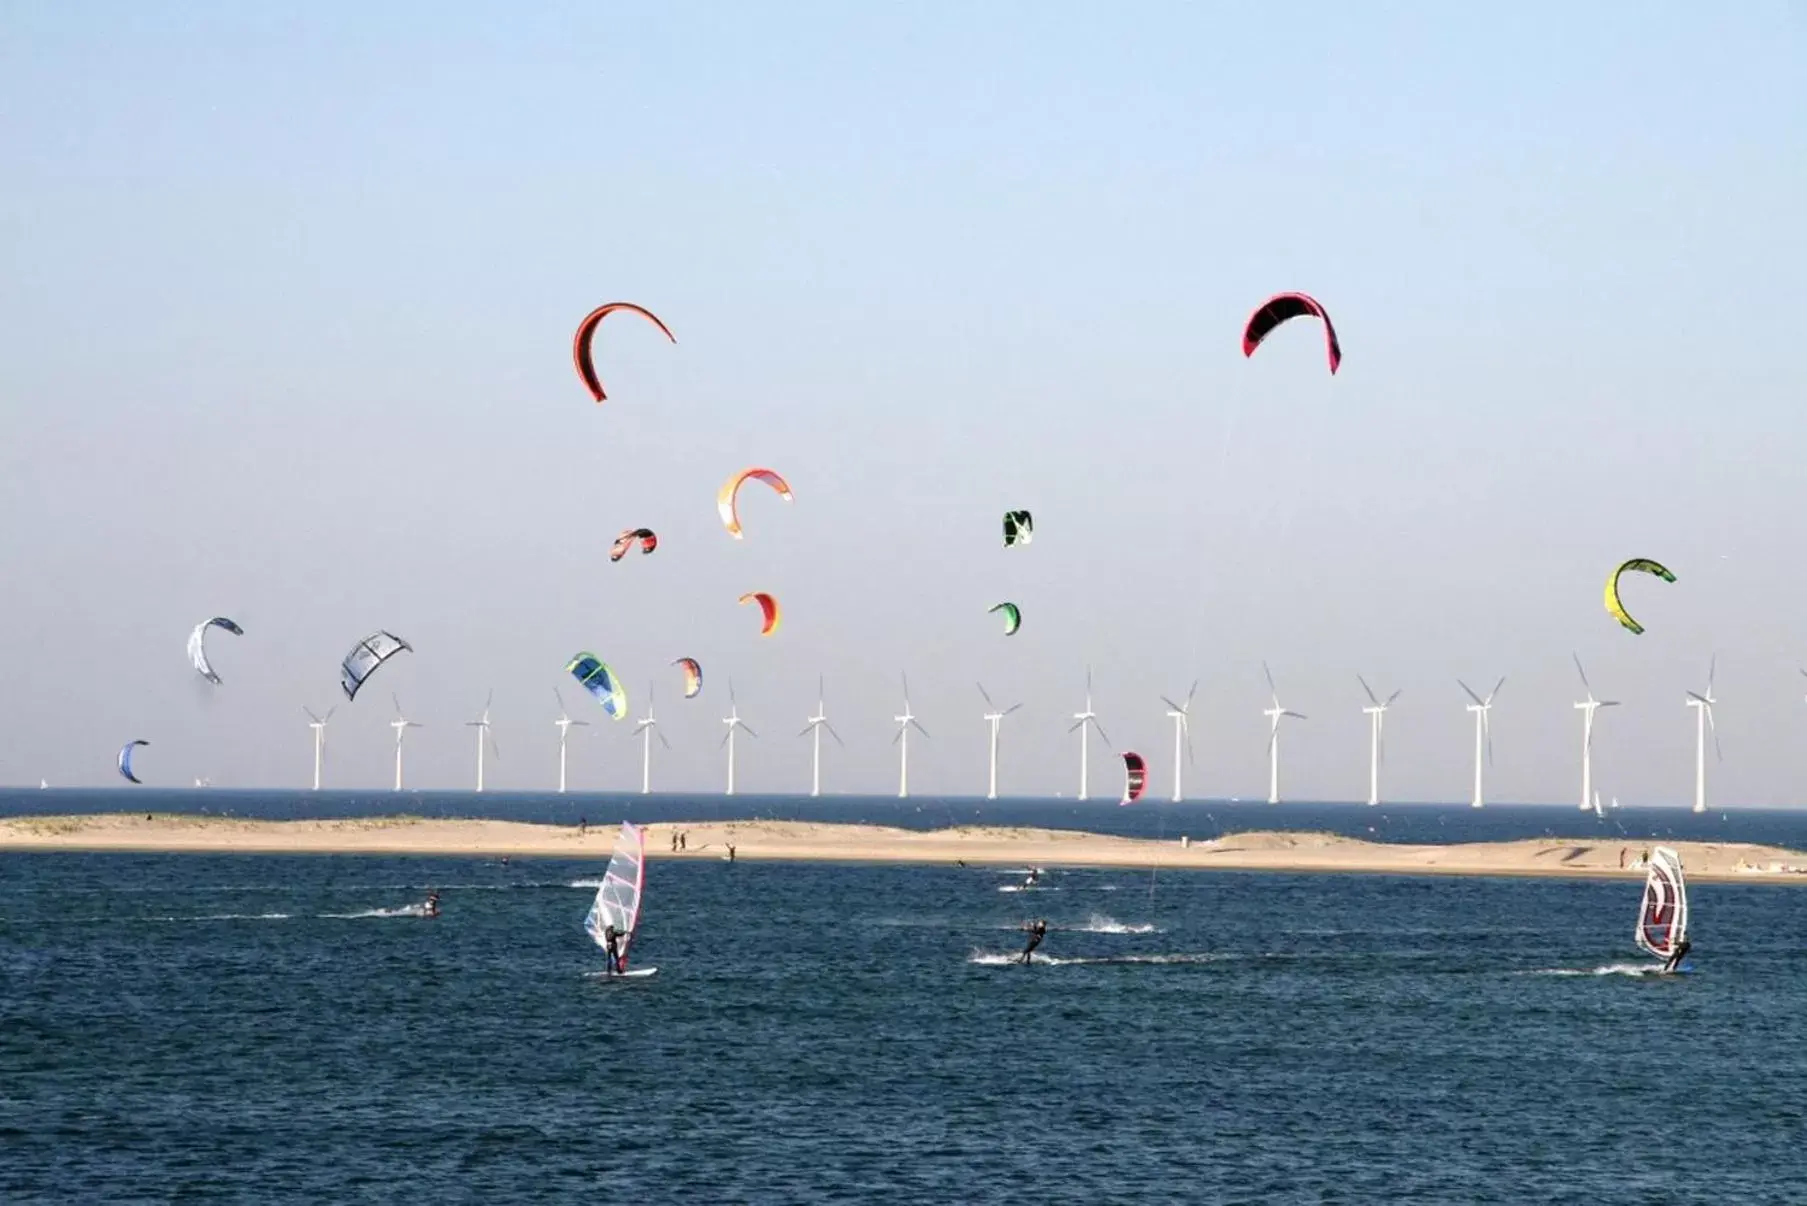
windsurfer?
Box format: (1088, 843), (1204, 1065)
(424, 890), (440, 919)
(602, 923), (627, 974)
(1662, 937), (1692, 975)
(1021, 867), (1041, 890)
(1020, 918), (1048, 964)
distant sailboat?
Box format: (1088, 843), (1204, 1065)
(1634, 846), (1690, 974)
(584, 822), (656, 979)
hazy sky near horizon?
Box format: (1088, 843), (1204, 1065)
(3, 4), (1805, 803)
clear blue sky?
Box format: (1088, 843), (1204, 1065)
(2, 3), (1804, 802)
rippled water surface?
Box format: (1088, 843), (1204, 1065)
(5, 852), (1807, 1203)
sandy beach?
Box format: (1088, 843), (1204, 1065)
(4, 813), (1807, 884)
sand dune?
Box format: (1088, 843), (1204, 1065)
(5, 813), (1807, 884)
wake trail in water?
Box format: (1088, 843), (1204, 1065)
(321, 904), (434, 919)
(968, 949), (1222, 967)
(1525, 963), (1672, 978)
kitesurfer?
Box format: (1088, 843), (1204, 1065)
(602, 923), (627, 975)
(1662, 937), (1692, 975)
(1020, 919), (1048, 965)
(1020, 867), (1041, 890)
(424, 891), (440, 919)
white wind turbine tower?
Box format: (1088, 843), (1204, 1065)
(466, 690), (499, 793)
(799, 675), (844, 798)
(303, 705), (335, 791)
(390, 694), (422, 792)
(1459, 677), (1504, 808)
(1687, 655), (1720, 815)
(1358, 676), (1401, 807)
(722, 681), (757, 796)
(1262, 662), (1307, 804)
(552, 688), (589, 794)
(894, 673), (928, 798)
(1069, 667), (1110, 801)
(1161, 680), (1198, 803)
(632, 683), (670, 795)
(977, 682), (1022, 801)
(1572, 655), (1619, 812)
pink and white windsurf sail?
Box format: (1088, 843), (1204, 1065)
(585, 821), (646, 967)
(1634, 846), (1688, 962)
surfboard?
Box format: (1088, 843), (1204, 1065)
(586, 966), (659, 980)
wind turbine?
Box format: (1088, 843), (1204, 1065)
(1358, 675), (1401, 807)
(303, 705), (335, 791)
(1161, 681), (1198, 802)
(1069, 667), (1110, 801)
(722, 680), (757, 796)
(1687, 655), (1720, 815)
(799, 675), (844, 797)
(466, 690), (499, 792)
(390, 693), (422, 792)
(1459, 677), (1504, 808)
(978, 682), (1022, 800)
(1262, 662), (1307, 804)
(1572, 655), (1619, 812)
(632, 683), (670, 795)
(894, 672), (928, 798)
(552, 688), (589, 794)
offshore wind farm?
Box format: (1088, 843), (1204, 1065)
(7, 6), (1807, 1203)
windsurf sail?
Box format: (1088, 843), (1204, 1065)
(584, 821), (647, 969)
(1634, 846), (1688, 962)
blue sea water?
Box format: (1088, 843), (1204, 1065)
(5, 842), (1807, 1202)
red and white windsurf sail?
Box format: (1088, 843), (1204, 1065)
(585, 822), (647, 968)
(1634, 846), (1688, 962)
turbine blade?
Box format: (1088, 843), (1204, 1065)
(1599, 700), (1620, 708)
(1489, 676), (1505, 703)
(1285, 711), (1307, 720)
(797, 725), (815, 738)
(1358, 674), (1378, 705)
(1386, 689), (1402, 706)
(1263, 660), (1277, 694)
(1066, 718), (1085, 733)
(742, 723), (759, 739)
(826, 723), (845, 747)
(324, 706), (337, 723)
(1457, 679), (1483, 706)
(891, 728), (903, 746)
(658, 731), (672, 750)
(1572, 653), (1592, 693)
(1686, 691), (1709, 704)
(911, 720), (930, 738)
(1708, 654), (1717, 694)
(303, 706), (321, 723)
(720, 730), (732, 749)
(1160, 696), (1183, 714)
(1091, 718), (1111, 747)
(976, 681), (995, 709)
(391, 692), (403, 718)
(1186, 679), (1198, 707)
(1003, 703), (1022, 717)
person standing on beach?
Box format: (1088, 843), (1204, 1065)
(680, 832), (688, 852)
(727, 843), (736, 862)
(1020, 919), (1048, 964)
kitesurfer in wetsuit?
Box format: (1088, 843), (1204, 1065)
(423, 890), (440, 918)
(1662, 937), (1691, 975)
(1020, 867), (1040, 890)
(602, 923), (627, 975)
(1019, 919), (1048, 965)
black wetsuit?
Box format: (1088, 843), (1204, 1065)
(1020, 920), (1047, 965)
(604, 926), (626, 974)
(1663, 938), (1691, 975)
